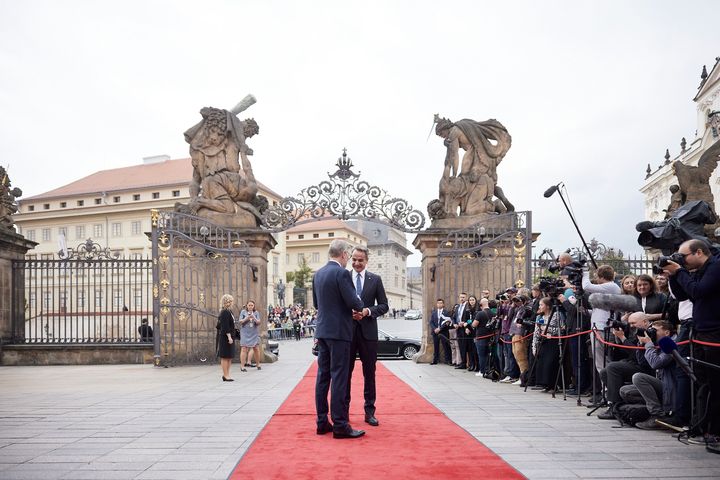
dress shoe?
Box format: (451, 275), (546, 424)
(365, 415), (379, 426)
(333, 428), (365, 439)
(454, 364), (467, 369)
(316, 423), (333, 435)
(430, 361), (438, 365)
(222, 376), (234, 382)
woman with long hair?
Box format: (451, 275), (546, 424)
(532, 297), (564, 392)
(462, 295), (479, 372)
(239, 300), (262, 372)
(620, 275), (636, 295)
(634, 274), (666, 318)
(216, 294), (236, 381)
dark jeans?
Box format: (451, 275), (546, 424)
(502, 334), (519, 378)
(674, 321), (693, 422)
(601, 360), (643, 404)
(475, 338), (489, 374)
(694, 328), (720, 435)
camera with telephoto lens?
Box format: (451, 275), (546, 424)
(652, 252), (686, 274)
(485, 316), (500, 331)
(607, 318), (625, 330)
(538, 276), (566, 296)
(495, 291), (509, 301)
(636, 327), (657, 343)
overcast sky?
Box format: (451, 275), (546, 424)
(1, 0), (718, 265)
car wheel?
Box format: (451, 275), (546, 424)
(402, 344), (418, 360)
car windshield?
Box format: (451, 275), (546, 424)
(378, 329), (395, 338)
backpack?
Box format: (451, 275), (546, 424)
(612, 402), (650, 427)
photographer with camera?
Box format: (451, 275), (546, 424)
(617, 320), (678, 430)
(597, 312), (655, 419)
(509, 295), (533, 385)
(499, 288), (521, 383)
(581, 265), (621, 385)
(558, 288), (592, 396)
(663, 239), (720, 445)
(472, 297), (492, 376)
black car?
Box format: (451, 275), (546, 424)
(267, 339), (279, 356)
(312, 329), (420, 360)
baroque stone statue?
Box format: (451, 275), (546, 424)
(672, 138), (720, 237)
(177, 94), (267, 228)
(0, 166), (22, 231)
(427, 114), (514, 223)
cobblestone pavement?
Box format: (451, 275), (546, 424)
(1, 338), (719, 479)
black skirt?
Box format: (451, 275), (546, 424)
(536, 339), (560, 387)
(216, 332), (236, 359)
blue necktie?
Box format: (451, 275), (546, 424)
(356, 273), (363, 297)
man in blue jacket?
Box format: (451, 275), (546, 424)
(664, 239), (720, 444)
(313, 239), (365, 439)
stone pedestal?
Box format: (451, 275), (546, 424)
(239, 230), (278, 363)
(0, 230), (37, 344)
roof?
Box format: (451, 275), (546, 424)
(286, 218), (367, 238)
(694, 56), (720, 102)
(22, 158), (282, 201)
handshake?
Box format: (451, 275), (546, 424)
(352, 308), (369, 320)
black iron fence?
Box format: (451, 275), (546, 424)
(530, 254), (655, 285)
(11, 244), (152, 344)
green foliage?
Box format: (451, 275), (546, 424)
(290, 257), (313, 288)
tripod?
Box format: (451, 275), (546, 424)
(586, 323), (613, 415)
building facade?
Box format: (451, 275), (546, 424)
(641, 58), (720, 221)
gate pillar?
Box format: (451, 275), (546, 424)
(239, 231), (277, 363)
(411, 230), (446, 363)
(1, 230), (36, 345)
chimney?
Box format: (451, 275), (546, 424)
(143, 155), (171, 164)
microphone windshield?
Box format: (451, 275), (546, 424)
(588, 293), (639, 313)
(658, 336), (678, 354)
(543, 185), (558, 198)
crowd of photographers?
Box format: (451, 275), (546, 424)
(429, 239), (720, 449)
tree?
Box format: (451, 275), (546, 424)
(289, 257), (313, 288)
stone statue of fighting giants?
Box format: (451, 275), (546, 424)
(428, 114), (515, 222)
(178, 94), (267, 228)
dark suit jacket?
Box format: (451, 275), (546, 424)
(313, 261), (364, 342)
(430, 308), (452, 331)
(636, 292), (667, 315)
(355, 271), (389, 341)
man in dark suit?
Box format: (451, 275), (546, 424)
(347, 246), (389, 427)
(313, 239), (366, 439)
(430, 298), (452, 365)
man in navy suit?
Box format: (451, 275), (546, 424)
(313, 239), (366, 439)
(430, 298), (452, 365)
(347, 246), (389, 427)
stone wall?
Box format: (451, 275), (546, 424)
(1, 344), (154, 365)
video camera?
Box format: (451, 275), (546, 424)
(537, 276), (566, 296)
(636, 327), (658, 343)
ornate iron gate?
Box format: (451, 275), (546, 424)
(434, 211), (532, 302)
(151, 210), (252, 366)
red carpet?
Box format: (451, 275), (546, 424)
(230, 361), (523, 480)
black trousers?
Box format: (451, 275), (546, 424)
(601, 360), (643, 404)
(315, 338), (351, 431)
(695, 328), (720, 435)
(432, 330), (451, 364)
(347, 324), (378, 416)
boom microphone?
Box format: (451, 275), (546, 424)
(658, 336), (697, 382)
(588, 293), (639, 313)
(543, 185), (559, 198)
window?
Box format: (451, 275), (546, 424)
(395, 275), (399, 287)
(377, 263), (382, 269)
(395, 266), (399, 271)
(42, 228), (51, 242)
(172, 190), (180, 197)
(75, 225), (85, 240)
(95, 290), (103, 309)
(152, 192), (160, 199)
(29, 291), (36, 305)
(377, 249), (383, 256)
(298, 234), (304, 239)
(93, 224), (103, 238)
(113, 196), (120, 203)
(94, 198), (102, 205)
(394, 251), (399, 258)
(28, 205), (35, 212)
(42, 291), (51, 310)
(26, 254), (37, 260)
(111, 223), (122, 237)
(313, 233), (319, 238)
(59, 291), (67, 311)
(133, 194), (140, 201)
(131, 221), (142, 235)
(273, 256), (279, 276)
(41, 253), (53, 260)
(312, 252), (320, 263)
(77, 290), (85, 308)
(43, 203), (50, 210)
(328, 232), (335, 238)
(58, 227), (67, 238)
(286, 235), (289, 240)
(26, 230), (35, 241)
(113, 289), (123, 309)
(297, 253), (305, 265)
(130, 251), (143, 260)
(285, 254), (289, 264)
(402, 279), (405, 288)
(133, 289), (143, 309)
(77, 200), (84, 206)
(60, 202), (67, 208)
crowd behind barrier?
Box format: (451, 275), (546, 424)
(429, 254), (720, 452)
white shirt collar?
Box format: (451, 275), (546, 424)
(354, 269), (366, 279)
